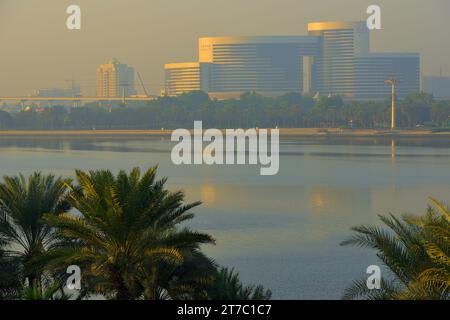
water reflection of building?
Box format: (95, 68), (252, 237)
(306, 186), (372, 218)
(200, 183), (218, 206)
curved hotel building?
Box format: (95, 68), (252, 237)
(165, 21), (420, 100)
(197, 36), (320, 99)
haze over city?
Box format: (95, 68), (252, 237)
(1, 0), (450, 305)
(1, 0), (449, 96)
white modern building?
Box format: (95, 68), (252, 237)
(165, 21), (421, 100)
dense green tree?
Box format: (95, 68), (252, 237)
(431, 101), (450, 127)
(0, 110), (14, 129)
(37, 106), (69, 129)
(43, 167), (215, 300)
(398, 93), (433, 127)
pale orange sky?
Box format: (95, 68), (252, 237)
(0, 0), (449, 96)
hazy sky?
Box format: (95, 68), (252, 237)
(1, 0), (449, 95)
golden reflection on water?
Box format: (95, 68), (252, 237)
(310, 190), (325, 210)
(390, 139), (396, 165)
(200, 183), (218, 206)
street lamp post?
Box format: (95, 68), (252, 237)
(385, 77), (397, 130)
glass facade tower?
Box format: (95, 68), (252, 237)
(165, 21), (420, 100)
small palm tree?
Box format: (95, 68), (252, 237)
(341, 198), (450, 300)
(44, 167), (215, 300)
(0, 173), (71, 290)
(21, 283), (71, 300)
(206, 267), (272, 300)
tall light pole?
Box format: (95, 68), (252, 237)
(385, 77), (397, 130)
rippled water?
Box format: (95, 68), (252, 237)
(1, 135), (450, 299)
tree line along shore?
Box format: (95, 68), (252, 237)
(0, 91), (449, 132)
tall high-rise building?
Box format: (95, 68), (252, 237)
(97, 59), (136, 98)
(198, 36), (321, 99)
(165, 21), (420, 100)
(423, 76), (450, 99)
(308, 22), (420, 99)
(354, 53), (420, 99)
(308, 22), (369, 97)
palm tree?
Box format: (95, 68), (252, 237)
(399, 198), (450, 299)
(0, 239), (21, 299)
(341, 198), (450, 300)
(150, 249), (217, 300)
(206, 267), (272, 300)
(0, 172), (71, 292)
(21, 283), (72, 300)
(43, 167), (215, 300)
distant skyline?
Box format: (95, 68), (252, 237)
(1, 0), (449, 96)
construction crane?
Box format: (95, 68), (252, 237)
(137, 72), (150, 97)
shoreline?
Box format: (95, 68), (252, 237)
(0, 128), (449, 138)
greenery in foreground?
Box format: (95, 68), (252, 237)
(1, 168), (449, 300)
(0, 168), (271, 300)
(1, 91), (450, 130)
(342, 198), (450, 300)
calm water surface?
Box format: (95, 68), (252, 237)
(1, 135), (450, 299)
